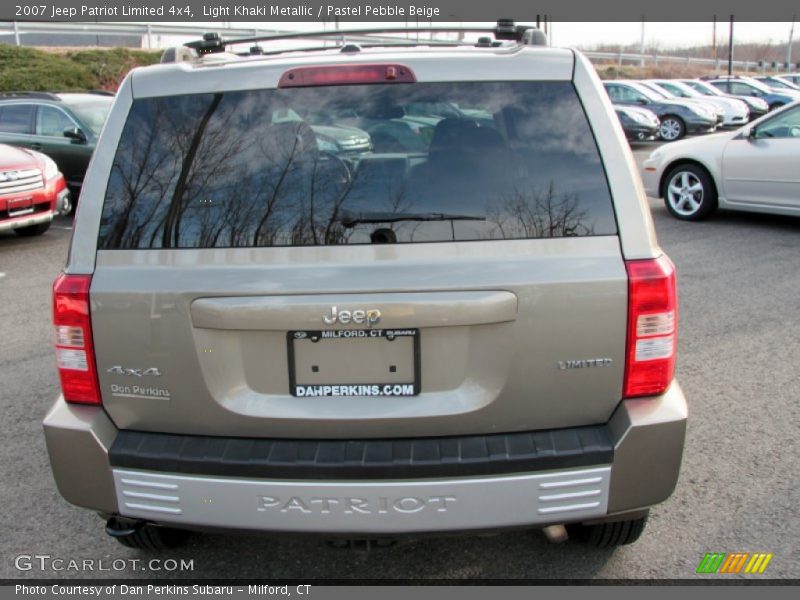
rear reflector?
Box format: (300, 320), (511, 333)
(278, 64), (416, 88)
(52, 274), (101, 405)
(623, 256), (678, 398)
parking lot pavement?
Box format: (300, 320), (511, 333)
(1, 195), (799, 580)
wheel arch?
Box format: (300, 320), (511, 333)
(658, 158), (719, 200)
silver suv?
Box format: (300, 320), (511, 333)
(44, 22), (686, 551)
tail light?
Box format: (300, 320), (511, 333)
(53, 274), (101, 405)
(623, 256), (678, 398)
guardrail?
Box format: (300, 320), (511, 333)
(0, 20), (795, 73)
(0, 20), (287, 47)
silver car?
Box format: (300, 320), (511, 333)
(642, 101), (800, 220)
(44, 23), (686, 551)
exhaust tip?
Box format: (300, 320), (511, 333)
(105, 516), (144, 539)
(542, 524), (569, 544)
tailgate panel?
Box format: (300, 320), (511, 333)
(92, 236), (627, 438)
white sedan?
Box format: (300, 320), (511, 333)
(641, 101), (800, 220)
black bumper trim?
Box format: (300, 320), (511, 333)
(109, 426), (613, 480)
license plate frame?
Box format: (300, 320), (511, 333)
(8, 196), (34, 217)
(287, 328), (420, 397)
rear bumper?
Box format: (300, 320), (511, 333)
(43, 383), (687, 534)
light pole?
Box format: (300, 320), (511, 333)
(640, 18), (646, 67)
(727, 16), (734, 76)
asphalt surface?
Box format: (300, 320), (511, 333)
(2, 147), (798, 580)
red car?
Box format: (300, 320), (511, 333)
(0, 143), (70, 237)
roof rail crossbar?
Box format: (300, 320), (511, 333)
(0, 91), (61, 100)
(232, 40), (472, 58)
(185, 20), (546, 55)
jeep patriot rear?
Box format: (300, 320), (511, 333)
(44, 23), (686, 550)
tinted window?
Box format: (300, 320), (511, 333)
(710, 82), (730, 94)
(99, 82), (616, 249)
(755, 106), (800, 139)
(607, 85), (646, 104)
(36, 106), (76, 137)
(730, 82), (759, 95)
(0, 104), (34, 134)
(70, 100), (112, 135)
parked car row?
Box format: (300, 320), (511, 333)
(608, 74), (800, 142)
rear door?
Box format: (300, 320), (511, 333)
(89, 67), (629, 440)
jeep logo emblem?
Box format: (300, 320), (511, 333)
(322, 306), (381, 327)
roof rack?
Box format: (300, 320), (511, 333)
(0, 91), (61, 101)
(232, 40), (468, 58)
(184, 20), (547, 56)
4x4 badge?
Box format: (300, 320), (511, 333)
(107, 366), (161, 377)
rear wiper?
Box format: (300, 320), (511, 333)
(339, 211), (486, 227)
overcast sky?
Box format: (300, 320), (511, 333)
(551, 21), (795, 49)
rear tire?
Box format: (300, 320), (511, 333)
(112, 524), (192, 551)
(662, 164), (718, 221)
(14, 221), (51, 237)
(568, 513), (648, 548)
(659, 116), (686, 141)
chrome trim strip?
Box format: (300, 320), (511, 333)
(119, 477), (178, 490)
(539, 476), (603, 489)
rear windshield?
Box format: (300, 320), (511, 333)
(98, 81), (616, 249)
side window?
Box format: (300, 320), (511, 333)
(607, 85), (641, 103)
(755, 106), (800, 139)
(36, 106), (76, 137)
(604, 85), (621, 102)
(0, 104), (34, 134)
(710, 81), (729, 94)
(730, 82), (758, 96)
(621, 87), (646, 104)
(630, 90), (648, 103)
(661, 83), (684, 97)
